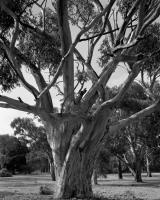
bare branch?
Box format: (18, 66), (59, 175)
(0, 95), (37, 114)
(110, 100), (160, 132)
(79, 27), (119, 42)
(139, 3), (160, 35)
(74, 48), (99, 83)
(38, 0), (116, 101)
(81, 57), (120, 111)
(87, 8), (113, 64)
(115, 0), (141, 46)
(0, 40), (39, 99)
(73, 0), (116, 47)
(113, 36), (144, 53)
(19, 20), (59, 41)
(135, 0), (147, 36)
(37, 50), (70, 100)
(10, 20), (19, 49)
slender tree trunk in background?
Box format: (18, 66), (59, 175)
(135, 159), (142, 182)
(146, 155), (152, 177)
(118, 159), (123, 179)
(128, 165), (136, 176)
(92, 169), (98, 185)
(50, 162), (56, 181)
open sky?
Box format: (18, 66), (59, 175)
(0, 0), (128, 135)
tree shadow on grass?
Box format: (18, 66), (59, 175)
(98, 179), (160, 188)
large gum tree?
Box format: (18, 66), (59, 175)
(1, 0), (160, 198)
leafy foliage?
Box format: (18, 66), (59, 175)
(136, 23), (160, 76)
(0, 0), (34, 31)
(11, 117), (52, 161)
(116, 0), (134, 18)
(68, 0), (97, 27)
(0, 134), (28, 172)
(0, 56), (19, 91)
(18, 8), (61, 74)
(98, 38), (112, 68)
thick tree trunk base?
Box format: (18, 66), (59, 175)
(135, 171), (142, 182)
(54, 150), (94, 199)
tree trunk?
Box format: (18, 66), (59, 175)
(92, 169), (98, 185)
(50, 162), (56, 181)
(45, 107), (110, 199)
(146, 156), (152, 177)
(135, 160), (142, 182)
(55, 149), (94, 199)
(118, 159), (123, 179)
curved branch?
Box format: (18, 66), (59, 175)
(0, 40), (39, 99)
(115, 0), (141, 46)
(10, 19), (19, 49)
(0, 95), (38, 114)
(110, 100), (160, 132)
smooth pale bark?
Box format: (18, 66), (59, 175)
(146, 156), (152, 177)
(50, 161), (56, 181)
(92, 169), (98, 185)
(128, 166), (136, 177)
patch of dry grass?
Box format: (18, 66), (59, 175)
(0, 173), (160, 199)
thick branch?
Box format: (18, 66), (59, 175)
(0, 95), (37, 114)
(57, 0), (74, 106)
(110, 100), (160, 132)
(115, 0), (141, 46)
(1, 40), (39, 99)
(74, 48), (99, 84)
(10, 20), (19, 49)
(139, 3), (160, 35)
(81, 57), (120, 111)
(38, 0), (116, 102)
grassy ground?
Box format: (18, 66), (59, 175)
(0, 173), (160, 199)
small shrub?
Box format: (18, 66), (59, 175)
(0, 168), (12, 177)
(39, 185), (53, 195)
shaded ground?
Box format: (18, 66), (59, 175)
(0, 173), (160, 199)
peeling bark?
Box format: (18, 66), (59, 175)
(46, 113), (109, 198)
(56, 148), (94, 199)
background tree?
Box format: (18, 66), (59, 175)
(0, 134), (28, 174)
(0, 0), (160, 198)
(11, 117), (56, 180)
(26, 150), (50, 174)
(107, 82), (160, 182)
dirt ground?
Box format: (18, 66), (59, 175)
(0, 173), (160, 199)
